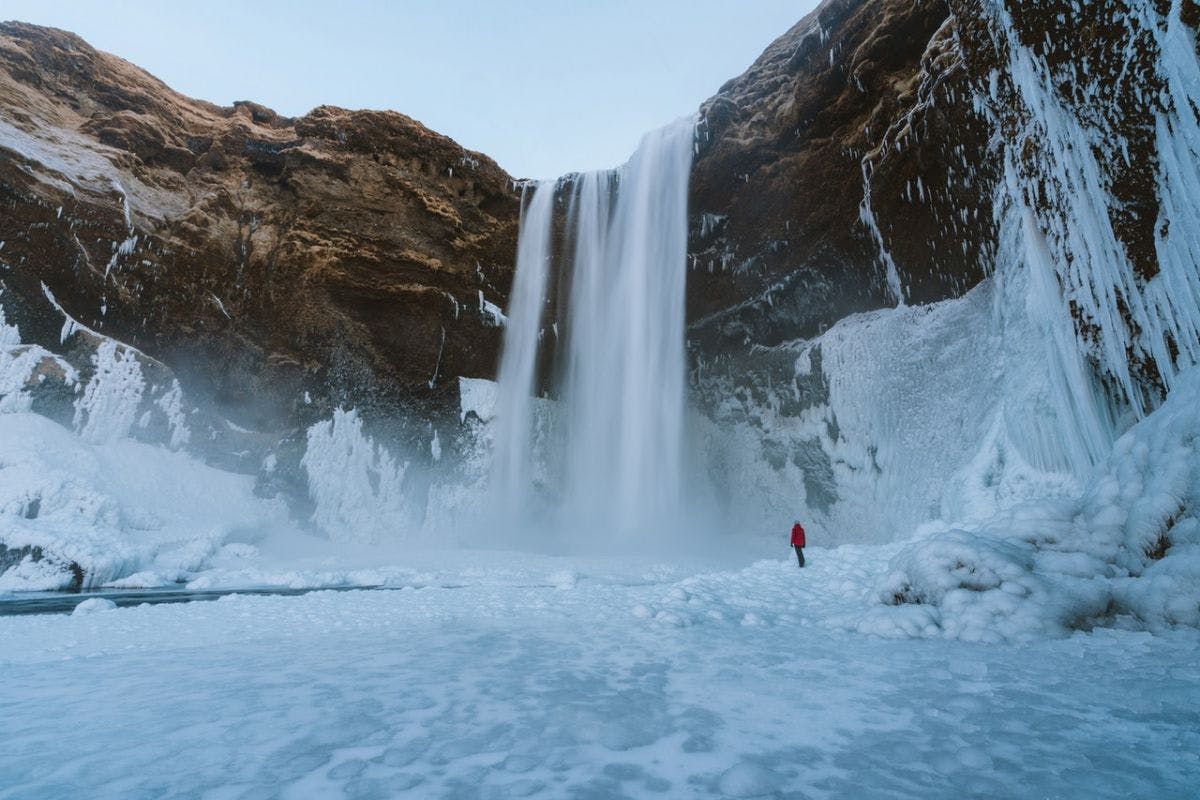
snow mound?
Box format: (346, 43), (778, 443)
(868, 367), (1200, 641)
(71, 597), (116, 615)
(717, 762), (785, 798)
(0, 413), (284, 589)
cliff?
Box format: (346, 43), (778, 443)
(688, 0), (1200, 410)
(688, 0), (992, 355)
(0, 21), (519, 455)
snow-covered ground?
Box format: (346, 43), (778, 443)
(2, 550), (1198, 799)
(3, 336), (1199, 798)
(4, 194), (1200, 795)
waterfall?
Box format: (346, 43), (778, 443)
(491, 181), (555, 520)
(491, 117), (695, 538)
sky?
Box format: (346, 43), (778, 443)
(3, 0), (819, 178)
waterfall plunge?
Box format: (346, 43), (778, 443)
(491, 182), (556, 521)
(491, 118), (695, 538)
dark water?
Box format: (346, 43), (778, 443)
(0, 585), (405, 617)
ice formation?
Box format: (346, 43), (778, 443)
(0, 302), (78, 414)
(868, 364), (1200, 642)
(302, 408), (416, 544)
(72, 339), (145, 444)
(0, 413), (280, 591)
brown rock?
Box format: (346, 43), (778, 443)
(0, 20), (519, 447)
(687, 0), (996, 358)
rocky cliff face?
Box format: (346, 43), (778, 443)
(0, 22), (519, 483)
(688, 0), (1200, 402)
(687, 0), (1200, 540)
(688, 0), (995, 356)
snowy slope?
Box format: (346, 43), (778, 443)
(0, 412), (284, 591)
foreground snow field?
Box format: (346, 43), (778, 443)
(2, 551), (1198, 800)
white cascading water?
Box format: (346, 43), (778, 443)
(491, 181), (556, 521)
(491, 117), (695, 538)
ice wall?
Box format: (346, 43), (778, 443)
(982, 0), (1200, 413)
(696, 269), (1089, 546)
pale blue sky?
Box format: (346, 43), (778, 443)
(4, 0), (817, 178)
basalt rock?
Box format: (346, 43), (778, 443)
(688, 0), (996, 359)
(0, 21), (520, 463)
(687, 0), (1199, 416)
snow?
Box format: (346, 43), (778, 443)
(1, 553), (1197, 798)
(0, 115), (187, 222)
(2, 338), (1198, 797)
(70, 596), (116, 615)
(2, 388), (1197, 794)
(0, 412), (283, 590)
(717, 762), (785, 798)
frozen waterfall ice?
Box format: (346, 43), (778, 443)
(491, 117), (695, 538)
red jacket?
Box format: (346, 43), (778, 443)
(790, 523), (806, 547)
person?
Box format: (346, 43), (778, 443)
(790, 521), (806, 568)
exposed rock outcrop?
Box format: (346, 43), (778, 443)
(0, 21), (519, 466)
(688, 0), (996, 356)
(688, 0), (1200, 405)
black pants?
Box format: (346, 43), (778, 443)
(794, 545), (805, 567)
